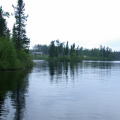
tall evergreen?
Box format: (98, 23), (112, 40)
(49, 41), (56, 58)
(0, 7), (7, 37)
(65, 41), (69, 55)
(13, 0), (30, 51)
(76, 46), (79, 56)
(12, 24), (17, 46)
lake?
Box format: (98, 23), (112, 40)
(0, 60), (120, 120)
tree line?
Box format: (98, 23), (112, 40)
(31, 40), (119, 61)
(0, 0), (33, 70)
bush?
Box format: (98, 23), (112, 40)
(0, 37), (33, 70)
(0, 37), (21, 70)
(17, 50), (33, 68)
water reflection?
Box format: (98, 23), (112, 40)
(48, 62), (81, 83)
(30, 60), (120, 120)
(48, 61), (120, 84)
(49, 62), (64, 83)
(1, 60), (120, 120)
(0, 69), (31, 120)
(49, 62), (55, 76)
(82, 61), (113, 69)
(33, 60), (48, 73)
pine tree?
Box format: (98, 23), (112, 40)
(13, 0), (30, 51)
(49, 41), (56, 58)
(12, 24), (17, 46)
(65, 41), (69, 56)
(0, 7), (7, 37)
(76, 46), (79, 56)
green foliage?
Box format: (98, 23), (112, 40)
(49, 41), (56, 57)
(48, 41), (81, 62)
(13, 0), (30, 51)
(32, 44), (49, 55)
(108, 52), (114, 60)
(65, 41), (69, 55)
(33, 41), (116, 62)
(3, 12), (10, 18)
(17, 50), (33, 68)
(82, 45), (114, 60)
(56, 56), (71, 62)
(0, 1), (33, 71)
(70, 56), (82, 62)
(0, 6), (8, 37)
(114, 52), (120, 60)
(0, 37), (21, 70)
(70, 52), (76, 58)
(0, 37), (33, 71)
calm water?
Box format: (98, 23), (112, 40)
(0, 60), (120, 120)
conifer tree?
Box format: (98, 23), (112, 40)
(12, 24), (17, 46)
(49, 41), (56, 58)
(0, 7), (7, 37)
(65, 41), (69, 56)
(13, 0), (30, 51)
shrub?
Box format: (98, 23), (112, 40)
(0, 37), (21, 70)
(18, 50), (33, 68)
(0, 37), (33, 70)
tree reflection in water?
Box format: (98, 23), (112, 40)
(48, 61), (113, 84)
(0, 69), (31, 120)
(48, 62), (81, 84)
(0, 60), (115, 120)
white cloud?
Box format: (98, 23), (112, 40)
(1, 0), (120, 50)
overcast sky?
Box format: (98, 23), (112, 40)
(1, 0), (120, 51)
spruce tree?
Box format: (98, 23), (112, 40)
(13, 0), (30, 51)
(0, 7), (7, 37)
(49, 41), (55, 58)
(12, 24), (17, 46)
(65, 41), (69, 56)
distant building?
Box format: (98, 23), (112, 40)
(32, 52), (43, 55)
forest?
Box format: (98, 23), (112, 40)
(0, 0), (33, 70)
(31, 40), (120, 61)
(1, 0), (120, 70)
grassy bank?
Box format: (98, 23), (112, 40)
(82, 56), (114, 61)
(32, 54), (82, 62)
